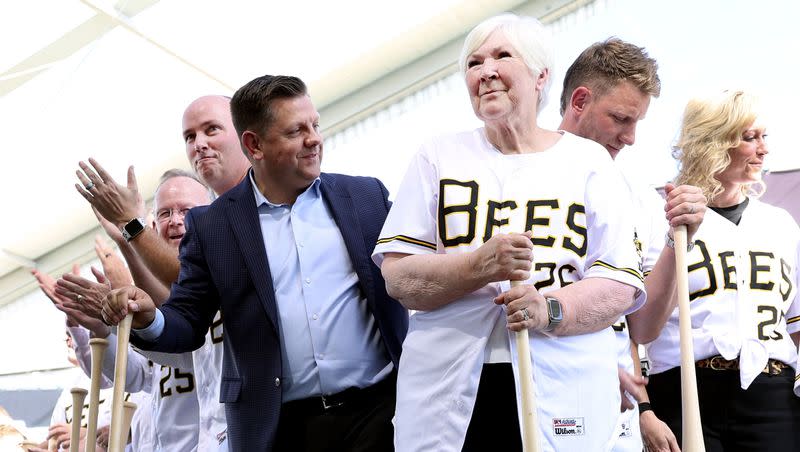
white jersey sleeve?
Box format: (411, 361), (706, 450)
(581, 152), (647, 313)
(373, 148), (439, 265)
(68, 326), (93, 377)
(638, 187), (669, 275)
(135, 347), (195, 369)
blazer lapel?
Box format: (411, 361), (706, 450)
(225, 180), (280, 333)
(320, 174), (375, 294)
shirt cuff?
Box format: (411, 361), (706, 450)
(132, 309), (164, 341)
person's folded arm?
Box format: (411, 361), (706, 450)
(380, 232), (534, 311)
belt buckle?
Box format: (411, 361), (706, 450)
(321, 395), (343, 411)
(765, 360), (787, 375)
(708, 356), (726, 371)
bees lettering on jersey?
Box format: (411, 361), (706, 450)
(437, 179), (587, 257)
(688, 240), (792, 302)
(687, 239), (794, 341)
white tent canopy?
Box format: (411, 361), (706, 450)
(0, 0), (586, 305)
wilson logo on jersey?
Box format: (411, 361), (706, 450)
(552, 417), (585, 436)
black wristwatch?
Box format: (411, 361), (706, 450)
(121, 217), (146, 242)
(543, 296), (563, 332)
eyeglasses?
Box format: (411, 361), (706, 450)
(155, 207), (191, 223)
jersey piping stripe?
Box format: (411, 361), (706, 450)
(591, 260), (644, 282)
(787, 315), (800, 325)
(795, 374), (800, 383)
(376, 235), (437, 251)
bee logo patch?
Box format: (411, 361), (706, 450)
(633, 230), (644, 273)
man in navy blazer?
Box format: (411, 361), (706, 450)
(104, 75), (408, 451)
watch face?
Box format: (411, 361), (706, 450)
(123, 218), (145, 241)
(125, 219), (145, 235)
(547, 298), (563, 320)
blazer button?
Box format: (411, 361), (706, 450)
(274, 377), (281, 387)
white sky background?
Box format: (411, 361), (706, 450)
(2, 0), (800, 382)
(540, 0), (800, 185)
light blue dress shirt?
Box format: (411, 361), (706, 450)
(252, 174), (391, 401)
(136, 174), (391, 402)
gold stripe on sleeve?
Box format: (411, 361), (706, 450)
(376, 235), (437, 251)
(590, 260), (644, 283)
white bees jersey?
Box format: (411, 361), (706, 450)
(647, 198), (800, 390)
(609, 180), (668, 452)
(373, 129), (646, 452)
(141, 310), (227, 451)
(75, 330), (200, 452)
(49, 366), (113, 430)
(69, 326), (152, 450)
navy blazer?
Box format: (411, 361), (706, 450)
(131, 173), (408, 451)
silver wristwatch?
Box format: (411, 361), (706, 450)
(665, 232), (695, 252)
(543, 297), (563, 332)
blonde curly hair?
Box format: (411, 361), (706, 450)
(672, 91), (764, 202)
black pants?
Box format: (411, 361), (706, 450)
(273, 376), (395, 452)
(648, 365), (800, 451)
(462, 363), (522, 452)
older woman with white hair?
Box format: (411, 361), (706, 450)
(373, 13), (646, 451)
(646, 90), (800, 451)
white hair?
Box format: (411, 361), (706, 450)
(459, 13), (554, 112)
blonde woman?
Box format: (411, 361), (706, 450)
(646, 91), (800, 451)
